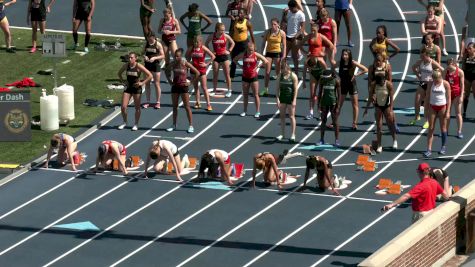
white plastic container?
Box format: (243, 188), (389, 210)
(54, 84), (75, 120)
(40, 89), (59, 131)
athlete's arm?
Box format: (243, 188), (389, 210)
(247, 20), (255, 45)
(225, 34), (235, 53)
(203, 45), (216, 65)
(386, 39), (400, 59)
(200, 12), (213, 32)
(117, 64), (128, 84)
(137, 63), (153, 86)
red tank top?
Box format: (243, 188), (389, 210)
(425, 16), (438, 32)
(317, 18), (333, 43)
(191, 45), (206, 74)
(212, 33), (227, 56)
(243, 52), (258, 78)
(309, 34), (323, 57)
(161, 18), (177, 42)
(173, 59), (188, 86)
(445, 67), (460, 98)
(102, 140), (124, 154)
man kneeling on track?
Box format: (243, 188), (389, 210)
(94, 140), (128, 176)
(197, 149), (233, 185)
(302, 155), (339, 195)
(144, 139), (183, 182)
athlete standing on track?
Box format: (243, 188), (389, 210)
(462, 42), (475, 119)
(118, 52), (153, 131)
(72, 0), (94, 53)
(205, 22), (235, 98)
(144, 139), (183, 182)
(418, 0), (448, 56)
(421, 6), (445, 55)
(317, 8), (337, 67)
(0, 0), (16, 53)
(159, 7), (181, 66)
(226, 0), (243, 37)
(142, 33), (164, 109)
(444, 58), (464, 139)
(275, 60), (299, 142)
(369, 25), (400, 60)
(334, 0), (353, 47)
(230, 8), (255, 80)
(424, 70), (451, 157)
(165, 48), (199, 133)
(27, 0), (56, 53)
(338, 48), (367, 130)
(179, 3), (212, 49)
(261, 18), (287, 97)
(318, 69), (341, 146)
(140, 0), (155, 38)
(282, 0), (306, 76)
(302, 55), (327, 120)
(411, 48), (443, 128)
(186, 36), (215, 111)
(422, 33), (441, 64)
(364, 64), (398, 153)
(233, 41), (268, 118)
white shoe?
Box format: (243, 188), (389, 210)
(131, 125), (138, 131)
(166, 125), (176, 132)
(240, 112), (246, 117)
(118, 123), (126, 130)
(392, 140), (398, 149)
(376, 146), (383, 153)
(276, 135), (283, 141)
(225, 90), (232, 98)
(442, 48), (448, 56)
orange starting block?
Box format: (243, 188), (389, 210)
(453, 185), (460, 193)
(377, 178), (393, 190)
(387, 183), (401, 195)
(363, 161), (376, 172)
(112, 159), (119, 171)
(189, 157), (197, 169)
(356, 155), (369, 166)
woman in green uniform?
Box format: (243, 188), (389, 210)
(27, 0), (56, 53)
(179, 3), (212, 49)
(275, 60), (299, 142)
(140, 0), (155, 38)
(318, 69), (341, 146)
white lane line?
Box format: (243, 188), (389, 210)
(242, 1), (412, 265)
(311, 132), (475, 267)
(443, 5), (460, 55)
(307, 1), (416, 265)
(175, 3), (368, 265)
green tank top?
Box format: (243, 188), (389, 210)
(428, 0), (442, 16)
(188, 14), (202, 36)
(278, 74), (294, 104)
(310, 62), (324, 80)
(426, 45), (438, 61)
(320, 76), (337, 106)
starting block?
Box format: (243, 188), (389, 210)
(377, 178), (393, 190)
(453, 185), (460, 193)
(231, 163), (244, 178)
(356, 155), (369, 166)
(363, 161), (376, 172)
(387, 183), (401, 195)
(112, 159), (119, 171)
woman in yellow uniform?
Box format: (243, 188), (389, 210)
(369, 25), (400, 60)
(0, 0), (16, 53)
(260, 18), (286, 96)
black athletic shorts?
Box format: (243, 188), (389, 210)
(171, 85), (189, 94)
(265, 52), (281, 58)
(243, 76), (258, 83)
(214, 54), (229, 63)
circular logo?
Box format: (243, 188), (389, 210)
(4, 109), (29, 134)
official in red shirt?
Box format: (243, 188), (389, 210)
(382, 162), (450, 223)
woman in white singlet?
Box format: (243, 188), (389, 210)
(197, 149), (232, 185)
(144, 139), (183, 182)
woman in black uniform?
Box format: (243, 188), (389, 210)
(140, 0), (155, 38)
(142, 33), (165, 109)
(463, 42), (475, 119)
(338, 48), (367, 130)
(302, 155), (339, 194)
(117, 52), (153, 131)
(0, 0), (16, 53)
(27, 0), (56, 53)
(72, 0), (95, 52)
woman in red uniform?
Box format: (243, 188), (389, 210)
(94, 140), (127, 175)
(165, 48), (200, 133)
(186, 36), (215, 111)
(233, 41), (268, 118)
(159, 7), (181, 65)
(317, 8), (337, 67)
(205, 22), (235, 98)
(301, 24), (334, 70)
(421, 6), (442, 49)
(444, 58), (465, 139)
